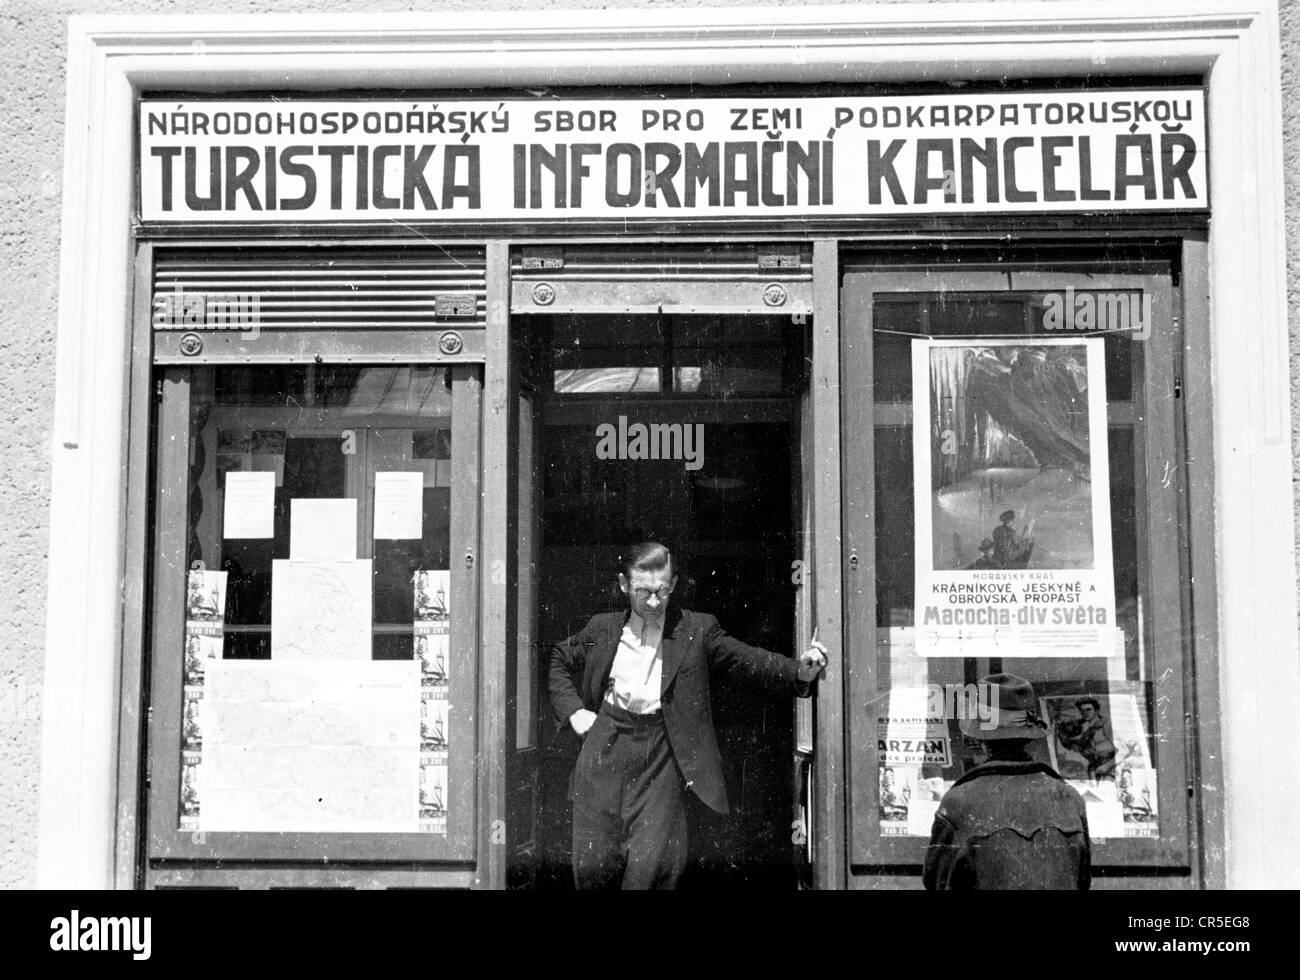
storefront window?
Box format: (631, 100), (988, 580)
(176, 365), (457, 838)
(847, 257), (1188, 864)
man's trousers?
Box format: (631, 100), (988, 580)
(571, 701), (689, 890)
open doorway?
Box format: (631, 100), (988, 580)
(524, 311), (808, 888)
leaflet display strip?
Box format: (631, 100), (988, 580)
(179, 569), (228, 834)
(414, 570), (451, 835)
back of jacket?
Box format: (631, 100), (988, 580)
(923, 761), (1091, 890)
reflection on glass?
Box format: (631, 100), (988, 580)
(553, 367), (661, 393)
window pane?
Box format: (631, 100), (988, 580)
(180, 364), (454, 835)
(871, 283), (1164, 843)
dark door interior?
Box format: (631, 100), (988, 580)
(524, 312), (805, 888)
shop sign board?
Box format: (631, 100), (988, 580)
(139, 91), (1207, 223)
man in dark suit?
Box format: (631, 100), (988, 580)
(549, 541), (827, 890)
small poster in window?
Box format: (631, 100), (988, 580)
(1040, 693), (1151, 782)
(420, 694), (450, 752)
(911, 337), (1117, 657)
(414, 630), (450, 688)
(182, 686), (203, 750)
(180, 750), (202, 821)
(185, 570), (227, 625)
(414, 570), (450, 696)
(879, 765), (918, 836)
(1039, 692), (1158, 839)
(419, 759), (448, 834)
(1117, 765), (1159, 838)
(414, 569), (450, 622)
(183, 630), (223, 685)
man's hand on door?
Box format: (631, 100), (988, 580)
(796, 638), (829, 684)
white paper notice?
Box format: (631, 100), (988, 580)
(907, 798), (941, 837)
(1086, 799), (1126, 840)
(290, 498), (357, 560)
(201, 659), (420, 832)
(271, 559), (373, 660)
(373, 472), (424, 540)
(223, 471), (275, 539)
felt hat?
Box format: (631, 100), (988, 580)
(960, 673), (1048, 741)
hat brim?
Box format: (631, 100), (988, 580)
(960, 716), (1049, 740)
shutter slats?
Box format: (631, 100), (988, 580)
(154, 247), (487, 331)
(152, 246), (487, 363)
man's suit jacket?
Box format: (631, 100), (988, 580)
(548, 605), (809, 814)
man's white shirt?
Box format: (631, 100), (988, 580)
(605, 609), (665, 714)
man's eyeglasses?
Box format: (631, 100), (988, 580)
(631, 587), (673, 601)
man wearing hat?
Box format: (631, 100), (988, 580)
(923, 673), (1091, 890)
